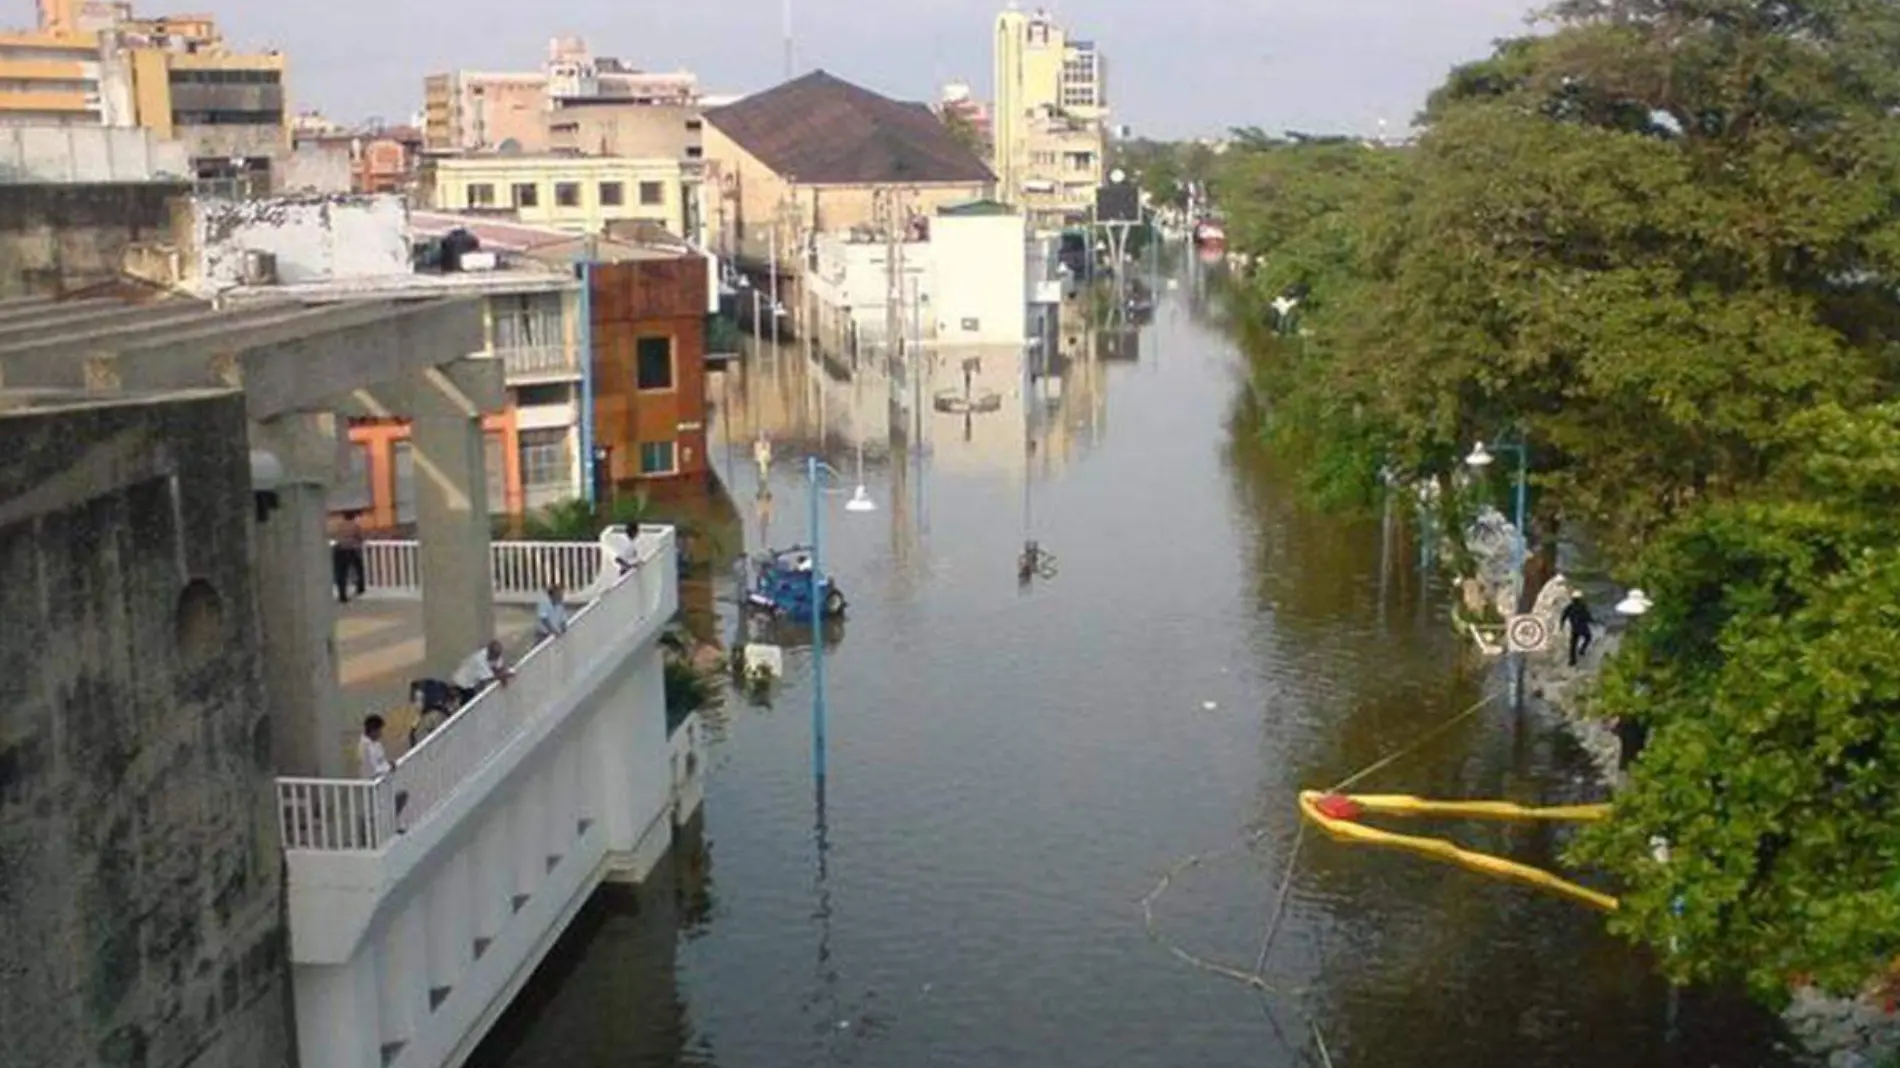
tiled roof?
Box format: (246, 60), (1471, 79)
(705, 70), (994, 186)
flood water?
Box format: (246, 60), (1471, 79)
(471, 266), (1797, 1068)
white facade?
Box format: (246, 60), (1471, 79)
(191, 193), (413, 287)
(927, 210), (1027, 346)
(808, 204), (1031, 353)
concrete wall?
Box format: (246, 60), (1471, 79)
(192, 192), (409, 287)
(0, 126), (190, 183)
(0, 180), (187, 297)
(546, 102), (700, 160)
(929, 211), (1027, 345)
(280, 142), (353, 194)
(0, 390), (289, 1068)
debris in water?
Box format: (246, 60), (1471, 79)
(1202, 700), (1219, 711)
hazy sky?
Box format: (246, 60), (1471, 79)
(188, 0), (1539, 136)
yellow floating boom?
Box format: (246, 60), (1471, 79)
(1297, 790), (1620, 912)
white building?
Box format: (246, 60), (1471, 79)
(807, 198), (1032, 354)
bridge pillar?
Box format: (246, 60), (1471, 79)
(408, 359), (502, 675)
(251, 410), (350, 776)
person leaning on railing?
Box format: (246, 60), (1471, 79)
(450, 639), (513, 706)
(535, 582), (569, 642)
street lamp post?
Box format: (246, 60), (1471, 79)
(805, 456), (874, 785)
(1467, 436), (1530, 706)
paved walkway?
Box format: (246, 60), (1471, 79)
(334, 597), (541, 760)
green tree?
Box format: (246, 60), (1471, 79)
(939, 107), (989, 163)
(1572, 403), (1900, 1001)
(1209, 0), (1900, 999)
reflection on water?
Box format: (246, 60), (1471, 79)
(475, 270), (1796, 1068)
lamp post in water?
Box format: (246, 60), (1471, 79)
(804, 456), (874, 788)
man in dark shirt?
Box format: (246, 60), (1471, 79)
(1560, 590), (1596, 667)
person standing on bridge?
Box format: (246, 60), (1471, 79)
(1560, 590), (1596, 668)
(330, 509), (366, 603)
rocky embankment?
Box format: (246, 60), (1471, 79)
(1456, 510), (1899, 1068)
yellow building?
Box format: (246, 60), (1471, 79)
(992, 7), (1107, 231)
(2, 1), (289, 193)
(422, 153), (703, 241)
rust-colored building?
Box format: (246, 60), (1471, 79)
(590, 255), (710, 494)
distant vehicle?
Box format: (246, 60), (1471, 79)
(743, 546), (847, 622)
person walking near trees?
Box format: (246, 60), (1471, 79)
(1560, 590), (1596, 668)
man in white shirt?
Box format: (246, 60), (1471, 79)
(534, 583), (569, 642)
(358, 715), (392, 779)
(451, 639), (512, 706)
(601, 525), (642, 575)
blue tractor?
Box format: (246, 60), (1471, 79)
(743, 546), (847, 622)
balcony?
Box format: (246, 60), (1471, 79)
(497, 344), (580, 383)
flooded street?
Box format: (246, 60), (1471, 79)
(473, 274), (1795, 1068)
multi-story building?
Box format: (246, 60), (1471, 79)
(423, 36), (697, 154)
(421, 151), (704, 243)
(1, 0), (290, 194)
(0, 24), (134, 126)
(992, 7), (1108, 231)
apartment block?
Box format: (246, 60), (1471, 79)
(992, 7), (1108, 231)
(2, 1), (290, 194)
(421, 152), (703, 243)
(423, 36), (697, 153)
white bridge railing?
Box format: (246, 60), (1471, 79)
(278, 525), (674, 852)
(359, 538), (610, 604)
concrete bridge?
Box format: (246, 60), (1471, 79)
(278, 526), (707, 1068)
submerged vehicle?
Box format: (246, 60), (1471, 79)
(743, 546), (847, 622)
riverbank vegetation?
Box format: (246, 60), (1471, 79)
(1198, 0), (1900, 1005)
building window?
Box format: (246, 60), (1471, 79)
(636, 336), (673, 390)
(599, 181), (624, 206)
(638, 441), (676, 475)
(518, 428), (570, 490)
(555, 181), (580, 207)
(685, 145), (703, 159)
(172, 109), (285, 126)
(484, 433), (508, 515)
(328, 442), (374, 513)
(512, 182), (538, 208)
(467, 182), (496, 207)
(684, 118), (702, 131)
(638, 181), (664, 206)
(393, 441), (417, 524)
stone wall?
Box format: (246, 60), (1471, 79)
(0, 182), (189, 298)
(0, 391), (290, 1068)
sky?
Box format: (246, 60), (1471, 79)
(148, 0), (1541, 137)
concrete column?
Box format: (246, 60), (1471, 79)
(292, 958), (382, 1068)
(426, 848), (470, 1001)
(250, 412), (349, 777)
(407, 362), (496, 675)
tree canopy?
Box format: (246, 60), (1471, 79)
(1209, 0), (1900, 1001)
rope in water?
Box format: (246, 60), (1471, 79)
(1139, 693), (1501, 998)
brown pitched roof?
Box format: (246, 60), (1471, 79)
(706, 70), (995, 186)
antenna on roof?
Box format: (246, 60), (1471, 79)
(782, 0), (794, 81)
